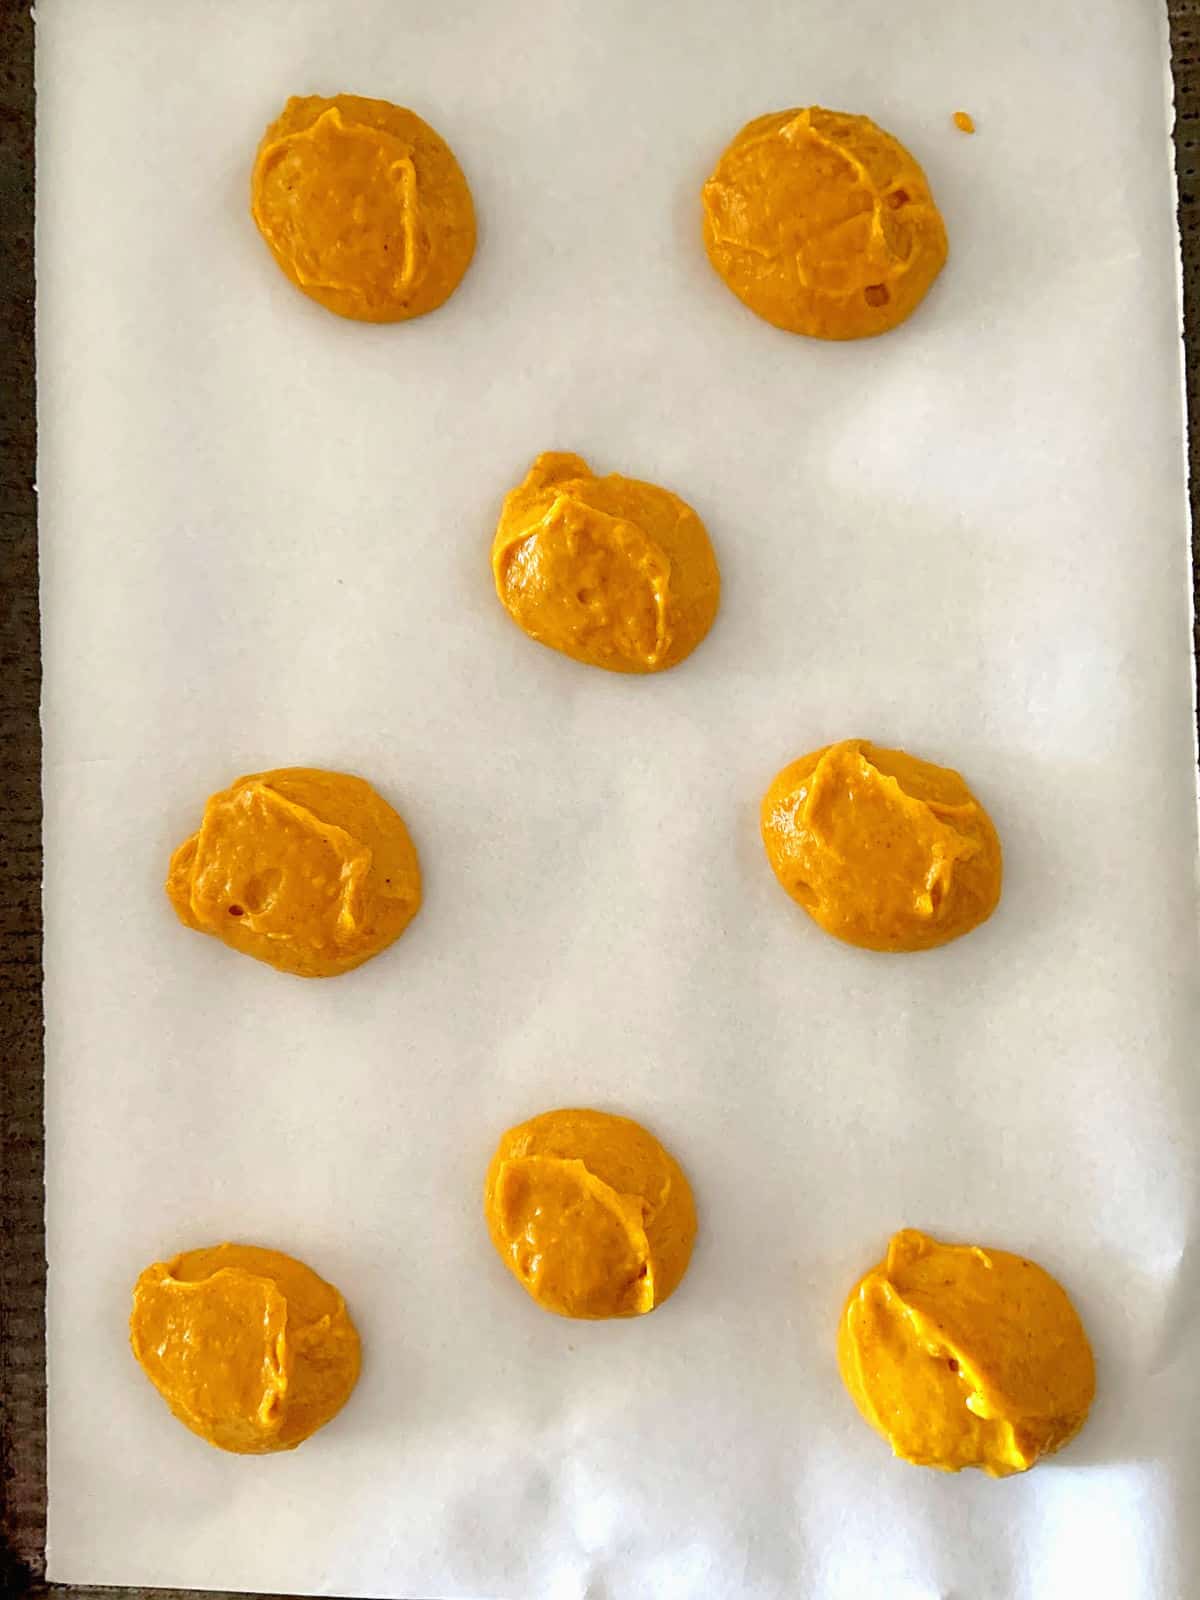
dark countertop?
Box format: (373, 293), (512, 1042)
(2, 5), (1198, 1597)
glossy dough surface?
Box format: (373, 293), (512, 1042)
(491, 452), (721, 674)
(129, 1243), (361, 1454)
(166, 767), (422, 978)
(483, 1108), (697, 1319)
(838, 1229), (1095, 1476)
(760, 739), (1002, 952)
(251, 93), (476, 323)
(702, 106), (948, 339)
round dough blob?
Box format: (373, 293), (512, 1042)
(838, 1228), (1095, 1476)
(491, 452), (721, 674)
(250, 93), (476, 323)
(130, 1242), (361, 1454)
(760, 739), (1001, 952)
(166, 767), (421, 978)
(701, 107), (948, 339)
(483, 1108), (697, 1319)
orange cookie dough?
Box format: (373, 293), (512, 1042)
(130, 1242), (361, 1454)
(760, 739), (1001, 952)
(166, 767), (421, 978)
(701, 107), (948, 339)
(484, 1108), (697, 1319)
(250, 93), (476, 323)
(838, 1229), (1095, 1477)
(491, 452), (721, 674)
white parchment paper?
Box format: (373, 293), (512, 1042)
(39, 1), (1200, 1595)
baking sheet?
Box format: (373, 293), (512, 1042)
(38, 1), (1200, 1595)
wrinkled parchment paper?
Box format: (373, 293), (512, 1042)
(39, 2), (1200, 1595)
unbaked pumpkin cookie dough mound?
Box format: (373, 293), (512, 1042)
(166, 767), (421, 978)
(491, 451), (721, 674)
(251, 93), (476, 322)
(484, 1107), (697, 1319)
(130, 1242), (361, 1454)
(702, 107), (947, 339)
(760, 739), (1001, 952)
(838, 1228), (1095, 1477)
